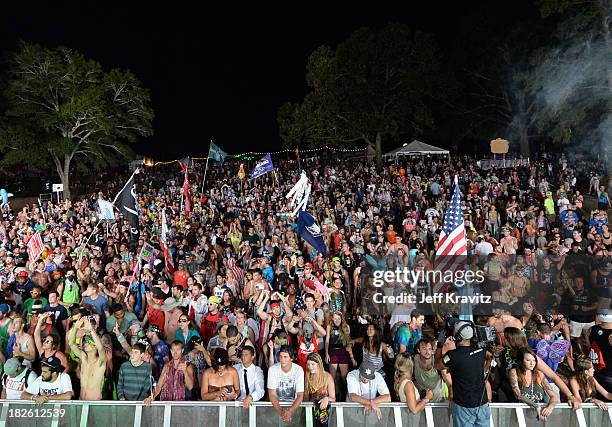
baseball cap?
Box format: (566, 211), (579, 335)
(3, 358), (23, 377)
(598, 309), (612, 323)
(454, 321), (474, 340)
(212, 348), (229, 366)
(0, 304), (9, 314)
(17, 270), (29, 278)
(148, 325), (162, 335)
(359, 360), (376, 380)
(41, 356), (63, 373)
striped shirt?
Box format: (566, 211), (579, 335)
(117, 361), (152, 401)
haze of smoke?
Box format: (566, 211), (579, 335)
(536, 39), (609, 114)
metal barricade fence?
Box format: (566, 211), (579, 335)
(0, 401), (610, 427)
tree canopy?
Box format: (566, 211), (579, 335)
(278, 24), (442, 169)
(0, 42), (154, 198)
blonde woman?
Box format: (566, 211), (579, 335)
(305, 353), (335, 427)
(394, 353), (432, 414)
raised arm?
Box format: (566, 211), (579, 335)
(68, 321), (83, 360)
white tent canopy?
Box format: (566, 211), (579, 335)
(385, 140), (449, 157)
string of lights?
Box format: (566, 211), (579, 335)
(142, 145), (368, 167)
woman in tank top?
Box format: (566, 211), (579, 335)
(509, 348), (557, 421)
(305, 353), (335, 427)
(394, 353), (432, 414)
(347, 323), (393, 376)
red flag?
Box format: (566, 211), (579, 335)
(183, 167), (191, 215)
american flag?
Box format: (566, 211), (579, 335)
(433, 176), (467, 293)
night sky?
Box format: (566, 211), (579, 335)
(0, 3), (535, 160)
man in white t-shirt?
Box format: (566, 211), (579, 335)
(474, 236), (493, 258)
(1, 358), (38, 400)
(22, 356), (73, 404)
(267, 345), (304, 424)
(346, 360), (391, 419)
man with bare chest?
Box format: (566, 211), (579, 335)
(508, 273), (530, 299)
(31, 260), (52, 292)
(487, 306), (522, 344)
(68, 317), (107, 400)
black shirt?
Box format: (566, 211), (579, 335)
(443, 345), (487, 408)
(589, 325), (612, 377)
(563, 289), (597, 323)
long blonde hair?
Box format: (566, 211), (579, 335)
(394, 353), (414, 395)
(305, 353), (328, 395)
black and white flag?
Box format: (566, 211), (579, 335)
(113, 170), (139, 237)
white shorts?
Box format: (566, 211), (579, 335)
(569, 320), (595, 338)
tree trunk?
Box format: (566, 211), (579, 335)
(53, 155), (72, 201)
(519, 126), (530, 158)
(375, 132), (383, 172)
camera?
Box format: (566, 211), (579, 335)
(444, 316), (496, 350)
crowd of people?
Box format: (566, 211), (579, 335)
(0, 152), (609, 426)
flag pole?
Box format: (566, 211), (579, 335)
(77, 218), (102, 267)
(200, 156), (210, 201)
(113, 169), (138, 205)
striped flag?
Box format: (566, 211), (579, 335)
(182, 167), (191, 215)
(227, 257), (245, 291)
(433, 176), (467, 293)
(160, 209), (175, 274)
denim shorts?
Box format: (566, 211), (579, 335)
(451, 402), (491, 427)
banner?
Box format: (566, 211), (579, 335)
(139, 242), (156, 265)
(98, 199), (115, 220)
(160, 209), (175, 274)
(209, 142), (227, 164)
(27, 232), (44, 262)
(183, 167), (191, 215)
(249, 153), (275, 179)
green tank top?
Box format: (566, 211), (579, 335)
(0, 319), (12, 353)
(62, 282), (81, 306)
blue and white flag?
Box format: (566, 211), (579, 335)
(209, 142), (227, 164)
(296, 211), (327, 257)
(98, 199), (115, 220)
(249, 153), (275, 179)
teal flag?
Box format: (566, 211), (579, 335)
(209, 142), (227, 164)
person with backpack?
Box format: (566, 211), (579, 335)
(394, 309), (424, 355)
(0, 357), (37, 400)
